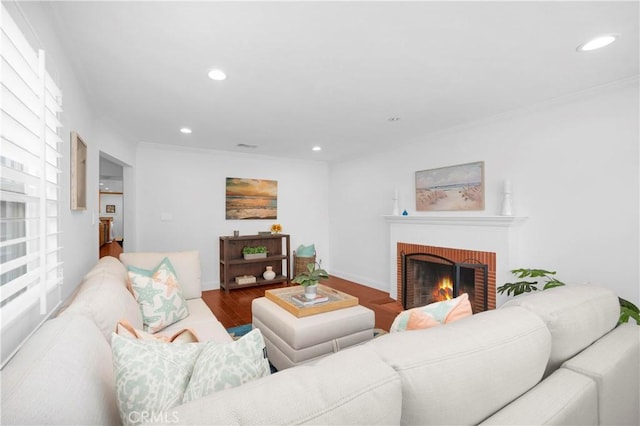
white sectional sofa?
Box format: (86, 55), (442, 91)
(1, 252), (638, 425)
(2, 252), (231, 425)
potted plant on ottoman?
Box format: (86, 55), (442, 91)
(292, 261), (329, 300)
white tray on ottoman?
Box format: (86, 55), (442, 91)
(252, 296), (375, 371)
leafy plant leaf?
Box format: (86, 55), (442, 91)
(497, 281), (539, 296)
(619, 297), (639, 312)
(619, 297), (640, 325)
(542, 278), (565, 290)
(510, 268), (557, 279)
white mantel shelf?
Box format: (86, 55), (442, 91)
(383, 215), (528, 227)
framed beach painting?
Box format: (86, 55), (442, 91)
(415, 161), (485, 211)
(225, 177), (277, 220)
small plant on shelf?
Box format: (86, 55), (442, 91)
(242, 246), (267, 254)
(242, 246), (267, 259)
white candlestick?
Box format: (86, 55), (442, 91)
(501, 180), (514, 216)
(392, 189), (399, 216)
(504, 179), (512, 194)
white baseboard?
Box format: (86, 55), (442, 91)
(328, 269), (391, 294)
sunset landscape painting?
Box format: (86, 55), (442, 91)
(416, 162), (484, 211)
(226, 177), (278, 219)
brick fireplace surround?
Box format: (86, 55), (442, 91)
(385, 215), (527, 307)
(396, 243), (496, 312)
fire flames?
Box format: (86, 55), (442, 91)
(432, 277), (454, 301)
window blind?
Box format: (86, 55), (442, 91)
(1, 4), (63, 367)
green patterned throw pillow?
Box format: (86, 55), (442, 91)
(111, 333), (202, 426)
(183, 328), (271, 403)
(112, 329), (270, 425)
(127, 257), (189, 333)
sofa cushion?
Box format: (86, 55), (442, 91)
(480, 368), (598, 425)
(1, 315), (120, 426)
(60, 268), (144, 340)
(111, 333), (202, 426)
(159, 298), (233, 343)
(163, 345), (402, 425)
(501, 284), (620, 376)
(390, 293), (472, 332)
(368, 306), (551, 426)
(561, 322), (640, 426)
(120, 251), (202, 300)
(127, 257), (190, 333)
(183, 328), (271, 403)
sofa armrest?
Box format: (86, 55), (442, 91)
(562, 322), (640, 426)
(480, 368), (598, 425)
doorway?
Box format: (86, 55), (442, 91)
(99, 154), (124, 258)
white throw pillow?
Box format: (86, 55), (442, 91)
(127, 257), (189, 333)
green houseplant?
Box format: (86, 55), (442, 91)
(242, 246), (267, 260)
(496, 268), (565, 295)
(292, 261), (329, 300)
(498, 268), (640, 325)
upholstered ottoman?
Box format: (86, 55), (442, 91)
(252, 297), (375, 370)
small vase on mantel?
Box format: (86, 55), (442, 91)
(500, 179), (514, 216)
(263, 266), (276, 281)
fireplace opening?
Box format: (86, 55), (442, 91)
(401, 252), (488, 312)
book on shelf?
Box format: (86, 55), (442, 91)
(291, 292), (329, 306)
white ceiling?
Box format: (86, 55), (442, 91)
(45, 1), (639, 163)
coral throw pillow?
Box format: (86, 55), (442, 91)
(127, 257), (189, 333)
(390, 293), (473, 332)
(116, 320), (199, 343)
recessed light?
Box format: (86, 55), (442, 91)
(312, 146), (322, 152)
(576, 34), (618, 52)
(207, 69), (227, 81)
(180, 127), (192, 134)
(99, 182), (104, 186)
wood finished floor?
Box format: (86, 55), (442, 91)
(202, 277), (402, 332)
(100, 242), (402, 331)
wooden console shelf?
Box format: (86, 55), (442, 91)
(219, 234), (290, 292)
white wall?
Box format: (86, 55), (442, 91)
(329, 80), (639, 305)
(134, 144), (330, 290)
